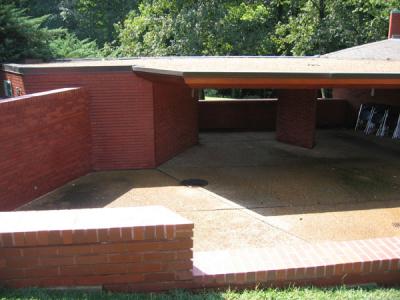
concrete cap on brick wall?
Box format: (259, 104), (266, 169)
(0, 206), (193, 233)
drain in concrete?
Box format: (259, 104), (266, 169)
(181, 179), (209, 187)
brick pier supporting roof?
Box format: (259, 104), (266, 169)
(276, 90), (317, 149)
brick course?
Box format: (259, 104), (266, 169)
(192, 237), (400, 289)
(153, 81), (198, 165)
(0, 206), (398, 291)
(0, 88), (91, 211)
(12, 70), (156, 170)
(0, 206), (194, 289)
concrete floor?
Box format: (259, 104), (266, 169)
(20, 130), (400, 251)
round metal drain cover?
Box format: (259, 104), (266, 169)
(180, 179), (208, 187)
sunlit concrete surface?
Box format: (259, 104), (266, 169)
(20, 130), (400, 251)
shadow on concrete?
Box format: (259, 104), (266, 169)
(18, 169), (180, 211)
(20, 130), (400, 216)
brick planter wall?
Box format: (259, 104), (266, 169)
(0, 206), (398, 291)
(0, 88), (91, 211)
(0, 206), (194, 290)
(193, 237), (400, 289)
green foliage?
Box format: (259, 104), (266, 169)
(117, 0), (281, 56)
(49, 31), (101, 58)
(0, 2), (103, 62)
(117, 0), (400, 57)
(2, 0), (400, 61)
(0, 2), (57, 63)
(1, 286), (400, 300)
(2, 0), (63, 28)
(275, 0), (400, 55)
(58, 0), (139, 46)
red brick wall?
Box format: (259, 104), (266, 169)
(153, 81), (198, 165)
(0, 206), (194, 290)
(199, 99), (349, 131)
(0, 70), (4, 97)
(199, 100), (277, 130)
(14, 70), (155, 170)
(276, 90), (318, 148)
(0, 88), (91, 211)
(316, 99), (351, 128)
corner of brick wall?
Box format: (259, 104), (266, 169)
(10, 71), (156, 170)
(276, 90), (318, 148)
(0, 87), (92, 211)
(0, 70), (5, 97)
(153, 81), (198, 165)
(3, 71), (26, 97)
(0, 206), (194, 291)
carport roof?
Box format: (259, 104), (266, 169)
(4, 56), (400, 88)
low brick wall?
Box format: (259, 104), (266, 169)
(199, 100), (277, 130)
(0, 88), (91, 211)
(199, 99), (350, 131)
(193, 237), (400, 289)
(0, 206), (398, 291)
(0, 206), (194, 290)
(316, 99), (351, 128)
(333, 88), (400, 124)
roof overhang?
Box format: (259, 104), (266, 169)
(4, 56), (400, 89)
(133, 66), (400, 89)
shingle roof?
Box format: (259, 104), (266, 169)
(323, 39), (400, 61)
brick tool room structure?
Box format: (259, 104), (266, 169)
(1, 10), (400, 291)
(2, 55), (400, 210)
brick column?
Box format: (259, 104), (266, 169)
(276, 89), (318, 148)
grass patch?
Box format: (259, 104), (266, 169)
(1, 286), (400, 300)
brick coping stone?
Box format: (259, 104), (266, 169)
(0, 206), (192, 233)
(192, 237), (400, 288)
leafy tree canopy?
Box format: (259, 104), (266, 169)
(118, 0), (400, 56)
(0, 2), (56, 63)
(0, 2), (101, 63)
(1, 0), (399, 61)
(275, 0), (400, 55)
